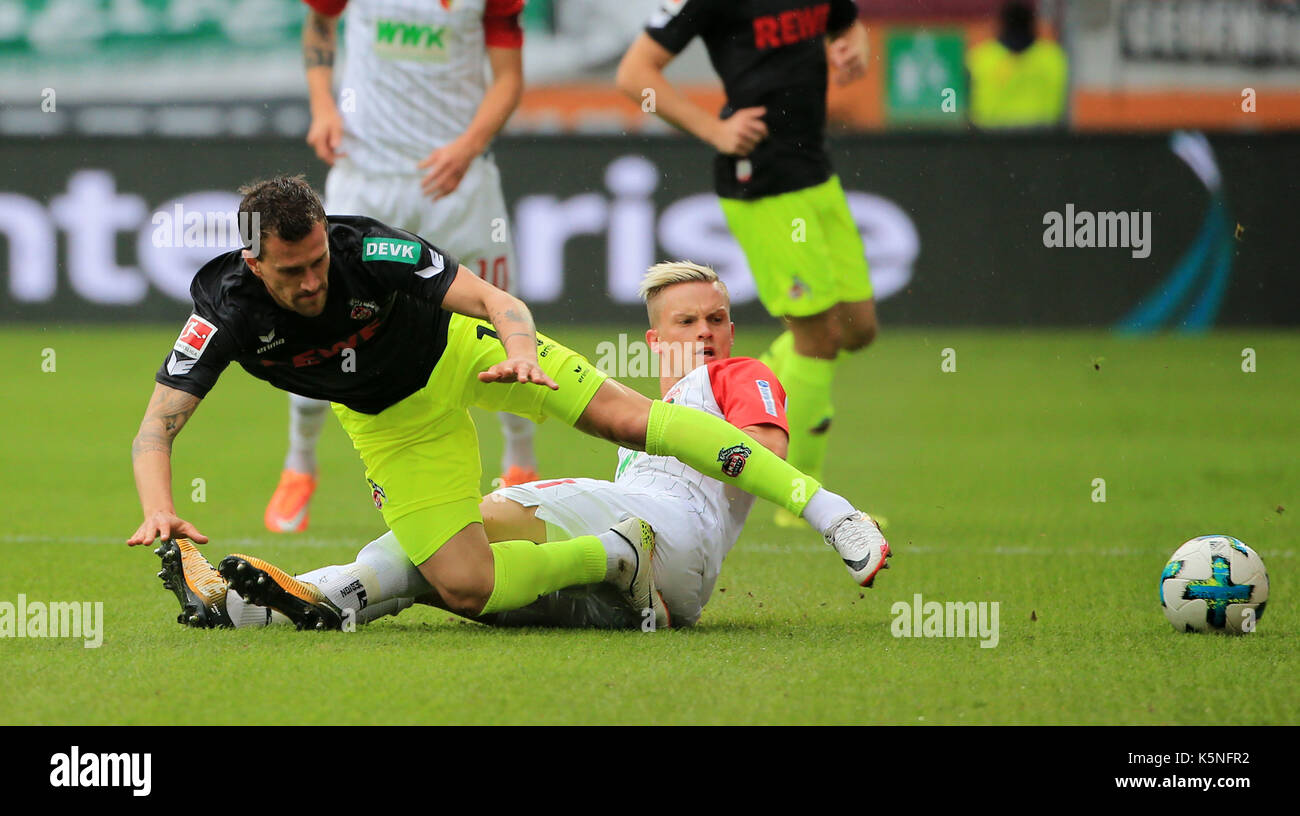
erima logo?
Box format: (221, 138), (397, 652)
(256, 328), (284, 354)
(166, 352), (196, 376)
(363, 237), (421, 264)
(49, 746), (151, 796)
(414, 252), (445, 279)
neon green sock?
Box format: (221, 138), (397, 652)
(760, 330), (795, 380)
(480, 536), (607, 615)
(780, 352), (839, 482)
(645, 400), (822, 515)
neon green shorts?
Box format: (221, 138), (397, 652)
(718, 175), (873, 318)
(332, 314), (608, 565)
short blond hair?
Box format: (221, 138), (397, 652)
(639, 261), (730, 323)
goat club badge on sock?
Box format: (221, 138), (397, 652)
(717, 443), (752, 478)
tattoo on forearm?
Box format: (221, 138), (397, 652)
(132, 390), (198, 460)
(305, 48), (335, 68)
(304, 13), (337, 69)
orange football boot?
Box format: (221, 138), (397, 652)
(498, 465), (540, 488)
(264, 469), (317, 533)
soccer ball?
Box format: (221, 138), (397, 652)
(1159, 535), (1268, 634)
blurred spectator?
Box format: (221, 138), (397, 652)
(966, 0), (1067, 129)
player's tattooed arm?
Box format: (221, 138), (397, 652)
(132, 384), (201, 457)
(303, 11), (337, 69)
(442, 266), (558, 389)
(128, 384), (208, 546)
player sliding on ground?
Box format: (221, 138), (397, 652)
(156, 262), (863, 630)
(129, 176), (890, 629)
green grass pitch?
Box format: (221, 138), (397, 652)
(0, 325), (1295, 725)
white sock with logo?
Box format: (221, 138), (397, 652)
(498, 412), (537, 473)
(285, 393), (329, 474)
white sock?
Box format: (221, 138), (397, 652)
(296, 564), (376, 618)
(355, 532), (433, 598)
(226, 589), (293, 628)
(498, 412), (537, 472)
(597, 528), (637, 586)
(285, 393), (329, 474)
(355, 596), (414, 625)
(802, 488), (858, 536)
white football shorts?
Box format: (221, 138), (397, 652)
(324, 153), (518, 294)
(495, 477), (721, 627)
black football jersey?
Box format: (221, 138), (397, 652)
(645, 0), (859, 199)
(155, 215), (460, 415)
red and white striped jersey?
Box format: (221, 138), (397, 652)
(306, 0), (524, 172)
(615, 357), (789, 562)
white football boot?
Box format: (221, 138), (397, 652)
(825, 513), (892, 587)
(608, 516), (670, 630)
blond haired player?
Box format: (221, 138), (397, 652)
(155, 262), (891, 630)
(265, 0), (538, 534)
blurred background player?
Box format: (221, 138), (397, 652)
(266, 0), (538, 534)
(616, 0), (878, 527)
(156, 262), (888, 631)
(966, 0), (1069, 130)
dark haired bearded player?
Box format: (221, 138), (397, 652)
(265, 0), (536, 535)
(129, 176), (890, 629)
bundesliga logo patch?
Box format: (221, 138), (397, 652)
(717, 443), (752, 478)
(174, 314), (217, 358)
(367, 479), (386, 510)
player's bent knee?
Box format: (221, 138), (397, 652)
(479, 494), (545, 543)
(840, 320), (877, 352)
(417, 526), (496, 616)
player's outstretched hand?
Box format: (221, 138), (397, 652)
(418, 138), (476, 200)
(829, 24), (870, 86)
(127, 512), (209, 547)
(710, 106), (768, 157)
(478, 358), (559, 390)
(306, 106), (347, 166)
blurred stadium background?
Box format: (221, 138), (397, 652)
(2, 0), (1297, 328)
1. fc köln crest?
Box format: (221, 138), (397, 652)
(367, 478), (386, 510)
(717, 443), (752, 478)
(349, 299), (378, 321)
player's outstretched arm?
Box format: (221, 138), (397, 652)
(827, 20), (869, 86)
(127, 383), (208, 546)
(440, 266), (557, 390)
(616, 33), (767, 157)
(420, 46), (523, 199)
(303, 6), (345, 165)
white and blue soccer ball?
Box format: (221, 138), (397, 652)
(1160, 535), (1269, 634)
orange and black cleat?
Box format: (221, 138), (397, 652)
(156, 538), (232, 628)
(218, 554), (342, 631)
